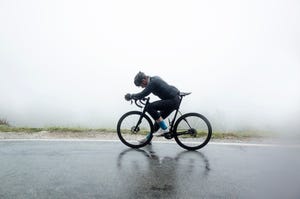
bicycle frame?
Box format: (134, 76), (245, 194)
(118, 92), (212, 150)
(133, 96), (184, 137)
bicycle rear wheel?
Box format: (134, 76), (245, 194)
(117, 111), (153, 148)
(174, 113), (212, 150)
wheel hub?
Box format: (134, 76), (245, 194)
(188, 128), (197, 137)
(131, 126), (140, 133)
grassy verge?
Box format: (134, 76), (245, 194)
(0, 125), (274, 139)
(211, 130), (273, 139)
(0, 125), (114, 133)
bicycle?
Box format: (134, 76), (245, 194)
(117, 92), (212, 150)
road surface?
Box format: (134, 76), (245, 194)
(0, 140), (300, 199)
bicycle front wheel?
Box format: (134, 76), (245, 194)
(117, 111), (153, 148)
(174, 113), (212, 150)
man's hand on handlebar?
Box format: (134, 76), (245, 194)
(125, 93), (132, 101)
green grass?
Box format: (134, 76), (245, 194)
(0, 125), (42, 133)
(0, 125), (274, 139)
(176, 129), (273, 139)
(0, 125), (115, 133)
(211, 130), (271, 139)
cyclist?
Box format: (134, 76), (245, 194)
(125, 71), (180, 142)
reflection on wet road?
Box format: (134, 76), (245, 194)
(0, 140), (300, 198)
(117, 145), (211, 198)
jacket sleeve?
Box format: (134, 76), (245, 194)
(131, 80), (154, 99)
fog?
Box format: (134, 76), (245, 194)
(1, 0), (299, 134)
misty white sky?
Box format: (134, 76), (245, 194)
(0, 0), (299, 132)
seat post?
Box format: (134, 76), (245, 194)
(169, 95), (183, 131)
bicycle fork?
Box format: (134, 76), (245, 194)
(133, 102), (149, 132)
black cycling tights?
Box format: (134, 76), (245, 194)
(146, 97), (180, 131)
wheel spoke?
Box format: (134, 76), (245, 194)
(174, 113), (212, 150)
(117, 111), (153, 148)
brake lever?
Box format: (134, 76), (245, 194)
(128, 98), (144, 108)
(136, 101), (143, 108)
(132, 99), (142, 108)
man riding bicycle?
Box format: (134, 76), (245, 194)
(125, 71), (181, 141)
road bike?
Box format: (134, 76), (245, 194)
(117, 92), (212, 150)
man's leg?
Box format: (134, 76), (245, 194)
(148, 98), (180, 136)
(147, 101), (169, 130)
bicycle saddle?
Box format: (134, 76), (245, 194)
(179, 92), (191, 97)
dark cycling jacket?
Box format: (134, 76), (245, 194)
(132, 76), (179, 100)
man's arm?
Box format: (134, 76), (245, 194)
(131, 80), (154, 99)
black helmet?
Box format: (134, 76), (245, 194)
(134, 71), (146, 86)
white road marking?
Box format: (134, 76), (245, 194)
(0, 139), (300, 148)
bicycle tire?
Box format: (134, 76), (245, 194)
(117, 111), (153, 148)
(174, 112), (212, 150)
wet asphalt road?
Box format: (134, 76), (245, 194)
(0, 140), (300, 199)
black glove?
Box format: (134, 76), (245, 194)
(125, 93), (132, 101)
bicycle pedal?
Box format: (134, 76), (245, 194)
(163, 133), (173, 139)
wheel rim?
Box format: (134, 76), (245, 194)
(174, 113), (211, 150)
(118, 112), (153, 147)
